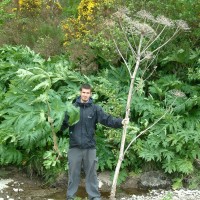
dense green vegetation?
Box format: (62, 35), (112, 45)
(0, 0), (200, 188)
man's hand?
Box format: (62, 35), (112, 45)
(48, 116), (54, 123)
(122, 118), (129, 126)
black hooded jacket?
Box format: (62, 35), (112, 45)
(61, 97), (123, 149)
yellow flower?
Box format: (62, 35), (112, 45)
(55, 2), (63, 10)
(19, 0), (42, 12)
(62, 0), (115, 44)
(12, 8), (18, 12)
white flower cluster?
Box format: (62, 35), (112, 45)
(170, 89), (186, 98)
(175, 20), (190, 30)
(137, 10), (155, 22)
(137, 10), (190, 30)
(156, 15), (174, 27)
(113, 8), (190, 37)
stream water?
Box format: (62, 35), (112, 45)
(0, 167), (147, 200)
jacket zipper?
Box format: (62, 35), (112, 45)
(81, 104), (85, 148)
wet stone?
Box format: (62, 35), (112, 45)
(139, 171), (171, 189)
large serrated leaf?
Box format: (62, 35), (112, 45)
(32, 80), (51, 91)
(65, 102), (80, 126)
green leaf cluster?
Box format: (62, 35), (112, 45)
(133, 74), (200, 174)
(0, 46), (80, 169)
(0, 0), (15, 26)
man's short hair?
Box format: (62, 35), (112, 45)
(80, 84), (92, 92)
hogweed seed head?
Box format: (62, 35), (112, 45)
(137, 10), (156, 22)
(156, 15), (174, 27)
(170, 89), (186, 98)
(113, 8), (189, 38)
(113, 8), (157, 37)
(175, 20), (190, 31)
(104, 19), (115, 27)
(128, 20), (157, 37)
(113, 11), (125, 19)
(113, 7), (129, 19)
(117, 7), (130, 15)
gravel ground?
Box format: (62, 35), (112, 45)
(121, 189), (200, 200)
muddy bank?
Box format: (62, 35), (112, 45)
(0, 167), (142, 199)
(0, 167), (66, 199)
(2, 167), (200, 200)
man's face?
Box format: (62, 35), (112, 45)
(80, 88), (92, 103)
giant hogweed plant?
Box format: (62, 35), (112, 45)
(105, 8), (190, 198)
(91, 65), (199, 181)
(0, 46), (81, 168)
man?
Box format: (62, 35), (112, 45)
(61, 84), (128, 200)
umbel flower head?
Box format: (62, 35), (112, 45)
(113, 8), (190, 37)
(113, 7), (130, 19)
(114, 10), (157, 38)
(137, 10), (190, 30)
(128, 20), (157, 37)
(104, 19), (115, 28)
(136, 10), (156, 22)
(170, 89), (186, 98)
(156, 15), (175, 27)
(175, 20), (190, 31)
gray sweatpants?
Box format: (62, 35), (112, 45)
(67, 148), (101, 200)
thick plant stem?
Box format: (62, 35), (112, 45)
(110, 77), (134, 200)
(110, 36), (143, 199)
(110, 63), (141, 199)
(46, 100), (60, 156)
